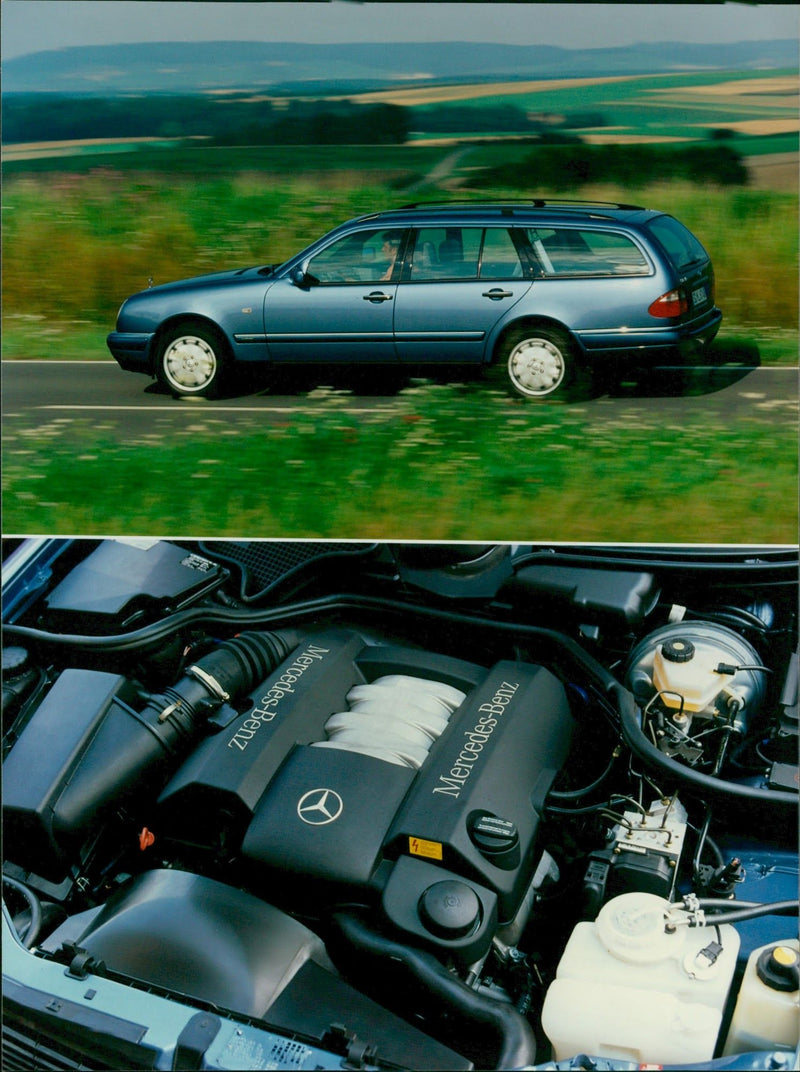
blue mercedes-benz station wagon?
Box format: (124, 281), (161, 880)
(107, 200), (722, 399)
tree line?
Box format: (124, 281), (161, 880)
(4, 94), (601, 146)
(468, 142), (749, 189)
(3, 94), (411, 145)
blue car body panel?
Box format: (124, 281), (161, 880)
(261, 277), (398, 362)
(393, 278), (533, 363)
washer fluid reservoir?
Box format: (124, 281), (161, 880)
(541, 892), (740, 1066)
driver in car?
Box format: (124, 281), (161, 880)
(378, 231), (402, 281)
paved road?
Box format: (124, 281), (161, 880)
(2, 359), (797, 438)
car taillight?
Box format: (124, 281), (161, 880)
(649, 288), (688, 318)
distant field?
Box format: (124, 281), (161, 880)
(3, 134), (797, 184)
(3, 68), (796, 166)
(1, 142), (444, 177)
(333, 72), (649, 106)
(403, 69), (799, 142)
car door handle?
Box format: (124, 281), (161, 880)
(363, 291), (393, 303)
(482, 288), (514, 300)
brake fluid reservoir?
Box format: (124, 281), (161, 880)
(722, 940), (800, 1056)
(626, 621), (765, 725)
(652, 637), (730, 714)
(541, 892), (740, 1065)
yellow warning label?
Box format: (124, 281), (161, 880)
(409, 837), (443, 860)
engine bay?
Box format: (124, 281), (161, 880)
(2, 538), (798, 1070)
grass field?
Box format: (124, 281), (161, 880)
(3, 377), (797, 541)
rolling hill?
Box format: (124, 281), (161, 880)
(4, 38), (797, 95)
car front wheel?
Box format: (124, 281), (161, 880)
(157, 324), (227, 398)
(501, 327), (586, 400)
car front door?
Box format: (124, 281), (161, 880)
(393, 226), (533, 364)
(263, 227), (405, 363)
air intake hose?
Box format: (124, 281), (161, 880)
(140, 630), (301, 748)
(3, 630), (303, 881)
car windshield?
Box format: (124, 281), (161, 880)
(645, 215), (709, 271)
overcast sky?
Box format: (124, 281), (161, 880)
(2, 1), (798, 61)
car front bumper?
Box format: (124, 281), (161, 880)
(106, 332), (154, 374)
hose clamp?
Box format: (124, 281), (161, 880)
(187, 665), (230, 702)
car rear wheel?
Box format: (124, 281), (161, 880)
(157, 324), (227, 398)
(500, 327), (587, 401)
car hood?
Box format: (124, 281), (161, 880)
(131, 264), (274, 298)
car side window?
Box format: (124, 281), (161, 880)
(526, 228), (650, 277)
(479, 228), (524, 279)
(308, 228), (403, 284)
(409, 228), (482, 281)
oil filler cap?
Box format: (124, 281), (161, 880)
(757, 945), (800, 992)
(661, 637), (695, 663)
(469, 814), (520, 869)
(418, 881), (480, 939)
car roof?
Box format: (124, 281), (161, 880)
(350, 200), (661, 228)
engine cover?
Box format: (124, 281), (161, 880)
(159, 630), (573, 936)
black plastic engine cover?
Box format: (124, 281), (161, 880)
(242, 745), (415, 895)
(158, 629), (484, 837)
(43, 869), (470, 1071)
(386, 659), (572, 922)
(159, 630), (573, 925)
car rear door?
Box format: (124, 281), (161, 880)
(393, 226), (532, 364)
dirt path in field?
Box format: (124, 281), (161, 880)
(406, 146), (473, 191)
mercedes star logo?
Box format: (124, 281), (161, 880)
(297, 788), (344, 825)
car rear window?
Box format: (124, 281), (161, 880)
(645, 215), (709, 271)
(524, 228), (650, 277)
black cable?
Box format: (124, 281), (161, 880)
(697, 898), (798, 913)
(691, 810), (726, 888)
(697, 899), (798, 925)
(2, 875), (42, 949)
(546, 794), (637, 817)
(547, 748), (619, 801)
(1, 593), (623, 700)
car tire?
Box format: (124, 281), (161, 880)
(156, 324), (227, 398)
(498, 326), (589, 401)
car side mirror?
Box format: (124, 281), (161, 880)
(291, 263), (313, 287)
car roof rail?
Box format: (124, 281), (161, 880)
(394, 198), (645, 213)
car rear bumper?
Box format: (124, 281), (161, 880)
(577, 307), (723, 357)
(106, 332), (154, 374)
